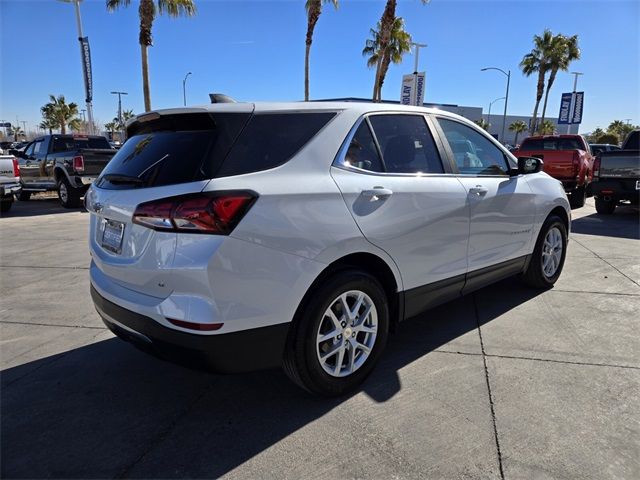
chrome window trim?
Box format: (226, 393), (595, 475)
(332, 111), (451, 178)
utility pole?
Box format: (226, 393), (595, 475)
(183, 72), (192, 106)
(111, 91), (128, 141)
(566, 72), (583, 134)
(410, 43), (427, 106)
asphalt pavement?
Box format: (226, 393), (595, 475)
(1, 194), (639, 479)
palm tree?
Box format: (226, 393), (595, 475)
(538, 120), (556, 135)
(540, 34), (580, 126)
(371, 0), (429, 102)
(520, 29), (554, 134)
(509, 120), (528, 146)
(41, 95), (79, 135)
(105, 121), (118, 139)
(363, 17), (411, 101)
(106, 0), (196, 112)
(9, 126), (24, 142)
(304, 0), (338, 101)
(474, 119), (490, 131)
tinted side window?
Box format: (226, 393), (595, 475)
(217, 112), (336, 177)
(369, 115), (444, 174)
(23, 142), (35, 156)
(437, 118), (509, 175)
(342, 122), (383, 172)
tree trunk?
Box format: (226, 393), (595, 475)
(540, 69), (557, 127)
(378, 53), (391, 101)
(514, 131), (519, 146)
(530, 69), (546, 134)
(139, 0), (154, 112)
(141, 44), (151, 112)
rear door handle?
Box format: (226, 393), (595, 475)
(469, 185), (489, 196)
(361, 187), (393, 200)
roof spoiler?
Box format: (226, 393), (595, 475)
(209, 93), (237, 104)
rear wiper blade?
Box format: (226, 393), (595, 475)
(101, 174), (145, 185)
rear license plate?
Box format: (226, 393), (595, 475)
(101, 219), (125, 254)
(636, 180), (640, 190)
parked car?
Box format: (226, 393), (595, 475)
(15, 134), (115, 208)
(0, 154), (21, 213)
(591, 130), (640, 214)
(589, 143), (621, 156)
(0, 141), (16, 154)
(87, 102), (570, 396)
(512, 134), (594, 208)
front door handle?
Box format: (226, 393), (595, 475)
(468, 185), (489, 196)
(362, 187), (393, 200)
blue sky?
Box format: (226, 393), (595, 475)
(1, 0), (638, 134)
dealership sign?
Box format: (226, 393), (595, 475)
(558, 91), (584, 125)
(400, 72), (426, 106)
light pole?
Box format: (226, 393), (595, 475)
(111, 91), (128, 141)
(59, 0), (95, 135)
(487, 97), (506, 135)
(183, 72), (192, 106)
(567, 71), (583, 134)
(481, 67), (510, 143)
(410, 43), (426, 105)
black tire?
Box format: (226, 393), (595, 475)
(17, 190), (31, 201)
(283, 269), (389, 396)
(521, 215), (568, 289)
(595, 197), (616, 215)
(569, 185), (586, 209)
(58, 176), (82, 208)
(0, 196), (12, 213)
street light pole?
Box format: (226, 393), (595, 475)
(410, 43), (426, 105)
(110, 91), (128, 141)
(481, 67), (510, 143)
(487, 97), (506, 134)
(183, 72), (192, 106)
(567, 71), (583, 134)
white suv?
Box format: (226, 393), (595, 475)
(87, 102), (570, 396)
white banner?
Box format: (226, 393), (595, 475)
(400, 72), (426, 106)
(400, 74), (415, 105)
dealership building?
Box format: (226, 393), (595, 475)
(318, 97), (563, 146)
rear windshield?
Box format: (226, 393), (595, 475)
(96, 111), (335, 189)
(520, 137), (583, 151)
(52, 136), (112, 152)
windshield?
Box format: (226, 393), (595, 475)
(52, 136), (112, 152)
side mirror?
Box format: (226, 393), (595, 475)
(517, 156), (543, 175)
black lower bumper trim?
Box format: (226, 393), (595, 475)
(91, 285), (290, 373)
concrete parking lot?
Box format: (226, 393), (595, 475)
(1, 194), (639, 479)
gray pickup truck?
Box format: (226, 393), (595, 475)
(591, 130), (640, 214)
(0, 154), (21, 213)
(16, 135), (116, 208)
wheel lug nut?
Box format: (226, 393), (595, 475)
(341, 322), (346, 328)
(352, 332), (356, 337)
(337, 334), (342, 339)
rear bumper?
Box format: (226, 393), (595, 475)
(91, 285), (290, 373)
(592, 179), (640, 202)
(0, 182), (21, 196)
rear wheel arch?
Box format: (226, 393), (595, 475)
(298, 252), (402, 328)
(53, 167), (67, 184)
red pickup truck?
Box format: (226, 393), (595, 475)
(512, 135), (594, 208)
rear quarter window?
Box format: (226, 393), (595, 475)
(215, 112), (336, 177)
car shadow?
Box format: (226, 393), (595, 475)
(0, 194), (86, 218)
(1, 279), (543, 478)
(571, 204), (640, 240)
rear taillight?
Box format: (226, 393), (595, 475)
(73, 155), (85, 172)
(593, 156), (600, 178)
(12, 157), (19, 177)
(572, 151), (580, 167)
(132, 191), (257, 235)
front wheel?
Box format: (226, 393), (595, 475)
(17, 190), (31, 201)
(521, 215), (568, 289)
(283, 269), (389, 396)
(595, 197), (616, 215)
(0, 196), (13, 213)
(58, 177), (82, 208)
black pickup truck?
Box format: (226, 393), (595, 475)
(591, 130), (640, 214)
(16, 135), (116, 208)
